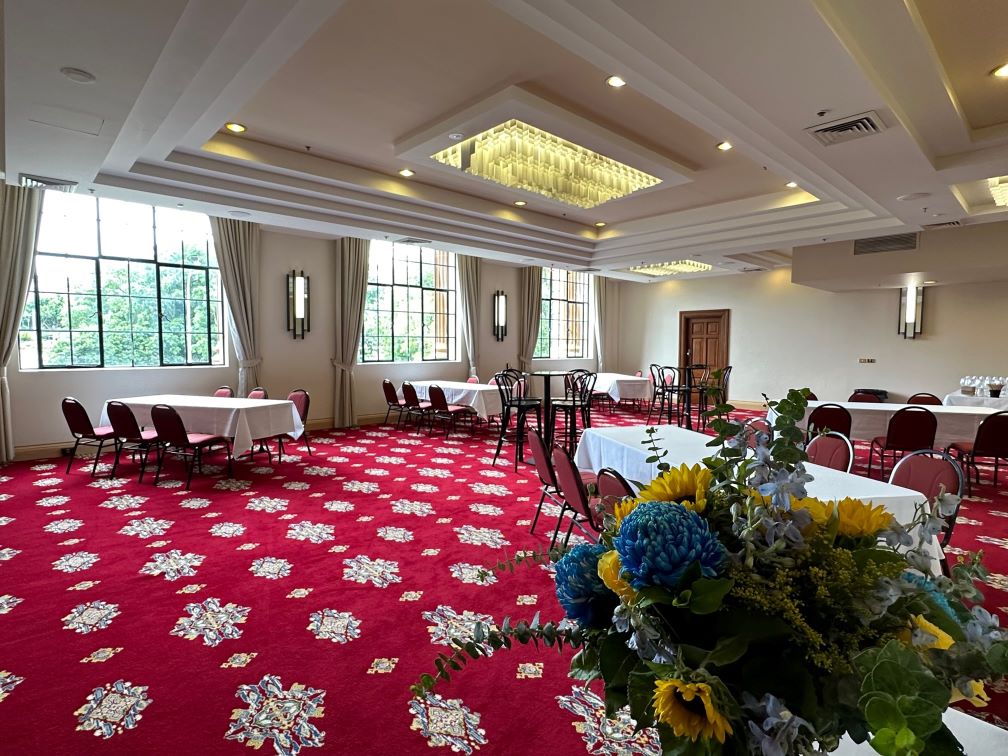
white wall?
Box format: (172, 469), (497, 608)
(616, 268), (1008, 403)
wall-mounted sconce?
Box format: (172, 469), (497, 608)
(898, 285), (923, 339)
(287, 269), (310, 339)
(493, 290), (507, 341)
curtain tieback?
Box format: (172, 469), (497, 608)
(331, 360), (355, 372)
(238, 358), (262, 369)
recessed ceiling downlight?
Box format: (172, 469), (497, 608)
(605, 75), (627, 88)
(224, 122), (247, 133)
(896, 192), (931, 201)
(992, 63), (1008, 78)
(716, 141), (733, 151)
(60, 66), (96, 83)
(228, 210), (251, 218)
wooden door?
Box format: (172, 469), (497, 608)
(678, 309), (730, 382)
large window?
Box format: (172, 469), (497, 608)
(18, 192), (225, 369)
(534, 268), (591, 359)
(359, 241), (457, 363)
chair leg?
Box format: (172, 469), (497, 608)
(384, 406), (392, 424)
(561, 517), (577, 549)
(302, 430), (312, 456)
(530, 486), (548, 534)
(185, 450), (198, 491)
(492, 408), (510, 466)
(90, 439), (106, 476)
(226, 441), (233, 477)
(65, 439), (81, 474)
(549, 503), (570, 550)
(153, 446), (167, 484)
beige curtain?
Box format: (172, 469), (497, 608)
(210, 218), (262, 396)
(0, 186), (43, 464)
(592, 275), (607, 372)
(517, 266), (542, 372)
(456, 255), (481, 377)
(333, 237), (369, 427)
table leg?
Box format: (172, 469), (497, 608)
(542, 376), (553, 447)
(683, 374), (693, 430)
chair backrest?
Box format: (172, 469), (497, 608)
(493, 369), (526, 405)
(687, 364), (710, 387)
(150, 404), (191, 448)
(382, 379), (400, 406)
(568, 371), (596, 404)
(808, 403), (852, 438)
(659, 365), (678, 388)
(907, 392), (942, 406)
(743, 417), (774, 448)
(634, 369), (643, 377)
(526, 429), (556, 489)
(106, 401), (143, 441)
(551, 444), (601, 533)
(248, 387), (268, 400)
(889, 451), (965, 548)
(401, 382), (421, 408)
(466, 376), (479, 384)
(885, 406), (937, 452)
(287, 389), (310, 422)
(806, 432), (853, 473)
(428, 385), (450, 412)
(564, 369), (590, 398)
(648, 363), (661, 388)
(596, 467), (634, 501)
(973, 411), (1008, 457)
(848, 391), (881, 402)
(213, 385), (234, 398)
(61, 397), (96, 437)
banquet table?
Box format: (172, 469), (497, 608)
(943, 391), (1008, 411)
(769, 401), (996, 448)
(574, 425), (927, 525)
(593, 372), (651, 402)
(100, 394), (303, 459)
(404, 380), (502, 420)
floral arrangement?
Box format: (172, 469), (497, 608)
(413, 389), (1008, 755)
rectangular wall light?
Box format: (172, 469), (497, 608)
(287, 269), (310, 339)
(493, 290), (507, 342)
(898, 285), (922, 339)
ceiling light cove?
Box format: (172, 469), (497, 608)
(988, 176), (1008, 206)
(629, 260), (714, 277)
(224, 122), (247, 133)
(429, 119), (661, 209)
(398, 168), (415, 177)
(605, 75), (627, 88)
(716, 141), (733, 151)
(513, 200), (526, 207)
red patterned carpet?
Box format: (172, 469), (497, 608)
(0, 402), (1005, 754)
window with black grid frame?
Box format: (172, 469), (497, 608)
(359, 241), (457, 363)
(534, 268), (591, 359)
(18, 191), (225, 369)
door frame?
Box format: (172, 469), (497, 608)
(678, 309), (730, 378)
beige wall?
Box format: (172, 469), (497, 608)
(616, 269), (1008, 403)
(9, 231), (603, 451)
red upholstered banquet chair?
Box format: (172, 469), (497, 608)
(213, 385), (234, 398)
(806, 432), (854, 473)
(807, 403), (852, 439)
(596, 467), (635, 502)
(277, 389), (312, 456)
(550, 444), (603, 550)
(907, 393), (943, 406)
(401, 382), (432, 431)
(106, 400), (160, 482)
(848, 391), (881, 403)
(868, 406), (937, 478)
(466, 376), (479, 384)
(247, 387), (268, 399)
(381, 379), (407, 427)
(427, 385), (473, 438)
(61, 397), (117, 476)
(946, 410), (1008, 493)
(150, 404), (233, 490)
(526, 429), (595, 535)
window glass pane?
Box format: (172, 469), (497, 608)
(160, 267), (183, 299)
(18, 331), (38, 369)
(188, 333), (209, 363)
(20, 296), (36, 331)
(38, 294), (69, 330)
(133, 333), (160, 366)
(40, 332), (72, 366)
(37, 193), (97, 256)
(131, 298), (158, 332)
(101, 260), (129, 295)
(161, 298), (185, 333)
(130, 262), (157, 297)
(71, 332), (100, 365)
(69, 295), (99, 330)
(162, 332), (185, 365)
(99, 198), (154, 259)
(104, 331), (134, 367)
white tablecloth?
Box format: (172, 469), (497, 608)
(944, 391), (1008, 411)
(574, 425), (926, 525)
(406, 380), (502, 420)
(101, 394), (303, 459)
(593, 372), (651, 401)
(769, 401), (995, 448)
(836, 708), (1007, 754)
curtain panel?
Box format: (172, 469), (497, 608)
(0, 185), (42, 463)
(517, 266), (542, 372)
(210, 218), (262, 396)
(593, 275), (607, 372)
(456, 255), (481, 377)
(333, 237), (369, 427)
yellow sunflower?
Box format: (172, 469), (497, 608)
(834, 497), (894, 538)
(950, 679), (990, 708)
(615, 465), (711, 530)
(652, 679), (733, 744)
(597, 550), (637, 603)
(790, 497), (835, 527)
(897, 614), (954, 650)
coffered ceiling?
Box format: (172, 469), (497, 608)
(5, 0), (1008, 285)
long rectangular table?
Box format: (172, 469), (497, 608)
(769, 400), (995, 448)
(593, 372), (651, 402)
(101, 394), (303, 459)
(574, 425), (926, 525)
(404, 380), (502, 420)
(944, 391), (1008, 411)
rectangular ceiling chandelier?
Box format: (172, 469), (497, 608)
(430, 119), (661, 209)
(988, 176), (1008, 206)
(628, 260), (714, 276)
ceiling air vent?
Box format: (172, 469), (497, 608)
(922, 220), (962, 230)
(19, 173), (77, 192)
(805, 111), (886, 147)
(391, 236), (432, 246)
(853, 232), (918, 255)
(739, 266), (766, 273)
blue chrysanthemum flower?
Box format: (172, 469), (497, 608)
(554, 543), (613, 627)
(614, 502), (726, 589)
(901, 571), (956, 620)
